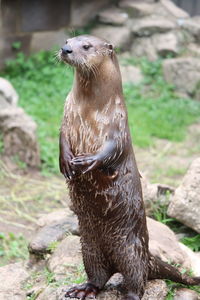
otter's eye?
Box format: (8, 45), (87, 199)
(83, 44), (91, 50)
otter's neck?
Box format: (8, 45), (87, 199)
(72, 56), (123, 110)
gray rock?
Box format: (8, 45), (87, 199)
(0, 77), (18, 108)
(174, 288), (200, 300)
(28, 217), (79, 255)
(98, 7), (128, 26)
(119, 0), (155, 18)
(168, 158), (200, 233)
(36, 208), (75, 228)
(142, 280), (168, 300)
(0, 106), (40, 167)
(163, 57), (200, 98)
(0, 262), (29, 300)
(131, 37), (158, 61)
(29, 208), (79, 255)
(160, 0), (189, 19)
(120, 65), (143, 85)
(153, 31), (181, 57)
(182, 19), (200, 43)
(47, 235), (82, 276)
(70, 0), (108, 28)
(131, 17), (176, 37)
(179, 243), (200, 276)
(141, 177), (174, 214)
(91, 25), (131, 50)
(39, 279), (167, 300)
(187, 43), (200, 57)
(147, 217), (193, 271)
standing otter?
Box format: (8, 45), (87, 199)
(59, 35), (200, 300)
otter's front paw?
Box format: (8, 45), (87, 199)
(65, 283), (99, 299)
(71, 155), (101, 174)
(59, 153), (75, 180)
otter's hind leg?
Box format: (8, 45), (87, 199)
(65, 239), (113, 299)
(114, 246), (148, 300)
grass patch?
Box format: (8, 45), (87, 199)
(1, 52), (200, 173)
(0, 232), (28, 266)
(181, 235), (200, 252)
(165, 280), (200, 299)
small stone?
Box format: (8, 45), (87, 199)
(91, 25), (131, 50)
(131, 17), (176, 37)
(119, 0), (154, 18)
(120, 65), (143, 85)
(0, 77), (18, 108)
(98, 7), (128, 26)
(174, 288), (199, 300)
(168, 158), (200, 233)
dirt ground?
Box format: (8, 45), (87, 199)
(0, 122), (200, 241)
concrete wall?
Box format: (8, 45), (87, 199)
(0, 0), (108, 68)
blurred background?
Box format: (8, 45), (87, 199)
(0, 1), (200, 299)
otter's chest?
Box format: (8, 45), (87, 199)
(66, 101), (110, 155)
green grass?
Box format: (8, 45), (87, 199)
(181, 235), (200, 252)
(1, 52), (200, 174)
(0, 232), (28, 266)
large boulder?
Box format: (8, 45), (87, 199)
(0, 77), (18, 108)
(97, 7), (128, 26)
(91, 25), (131, 50)
(0, 262), (29, 300)
(47, 235), (82, 278)
(147, 217), (198, 273)
(120, 64), (143, 85)
(152, 31), (182, 57)
(163, 57), (200, 98)
(131, 17), (176, 37)
(29, 209), (79, 255)
(0, 106), (40, 167)
(168, 158), (200, 233)
(174, 288), (200, 300)
(131, 37), (158, 61)
(37, 274), (167, 300)
(181, 18), (200, 43)
(119, 0), (155, 18)
(160, 0), (189, 19)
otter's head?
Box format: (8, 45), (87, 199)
(59, 35), (113, 71)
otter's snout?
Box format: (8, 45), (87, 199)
(61, 44), (73, 54)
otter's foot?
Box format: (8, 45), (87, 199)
(122, 292), (140, 300)
(65, 283), (99, 299)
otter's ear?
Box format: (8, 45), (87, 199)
(104, 43), (113, 53)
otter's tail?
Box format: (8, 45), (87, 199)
(148, 255), (200, 285)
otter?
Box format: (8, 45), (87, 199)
(59, 35), (200, 300)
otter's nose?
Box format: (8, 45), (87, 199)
(61, 44), (73, 54)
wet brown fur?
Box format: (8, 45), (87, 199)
(59, 35), (200, 300)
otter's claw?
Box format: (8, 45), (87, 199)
(65, 283), (99, 299)
(71, 155), (101, 174)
